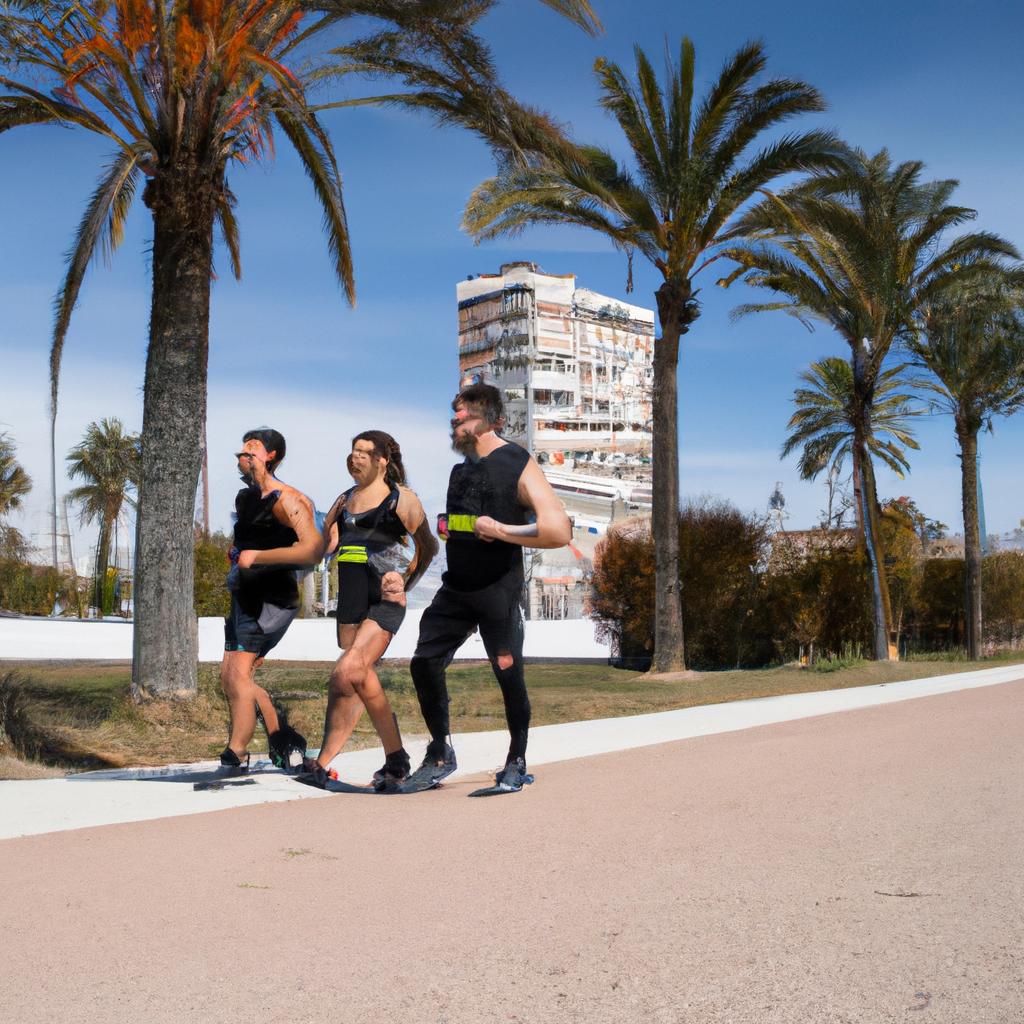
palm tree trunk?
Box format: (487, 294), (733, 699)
(850, 445), (864, 538)
(858, 445), (895, 660)
(132, 163), (215, 699)
(957, 424), (983, 659)
(94, 513), (112, 618)
(851, 342), (894, 661)
(50, 413), (59, 570)
(650, 280), (688, 674)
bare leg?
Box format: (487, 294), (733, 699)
(316, 654), (365, 768)
(220, 651), (279, 755)
(339, 619), (403, 753)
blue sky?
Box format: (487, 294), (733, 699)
(2, 0), (1022, 559)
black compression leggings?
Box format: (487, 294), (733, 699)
(410, 651), (531, 764)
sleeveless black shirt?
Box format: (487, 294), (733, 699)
(337, 485), (410, 576)
(443, 442), (531, 591)
(232, 484), (300, 609)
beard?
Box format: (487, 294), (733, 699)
(451, 429), (479, 456)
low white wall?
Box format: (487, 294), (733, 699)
(0, 612), (610, 662)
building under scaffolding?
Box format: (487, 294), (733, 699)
(457, 262), (654, 619)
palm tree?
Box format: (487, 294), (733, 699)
(908, 281), (1024, 658)
(0, 431), (32, 518)
(782, 357), (921, 534)
(1, 0), (600, 697)
(67, 418), (141, 617)
(2, 0), (354, 693)
(720, 148), (1019, 659)
(462, 39), (840, 672)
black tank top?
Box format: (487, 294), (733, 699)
(444, 442), (531, 591)
(232, 484), (300, 608)
(336, 486), (410, 576)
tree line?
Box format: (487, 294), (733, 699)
(2, 1), (1020, 693)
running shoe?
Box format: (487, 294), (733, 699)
(268, 723), (307, 771)
(297, 761), (338, 789)
(493, 757), (532, 791)
(372, 748), (412, 792)
(218, 746), (251, 775)
(258, 700), (307, 771)
(404, 740), (458, 789)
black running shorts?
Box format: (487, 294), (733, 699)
(224, 594), (297, 657)
(336, 562), (406, 637)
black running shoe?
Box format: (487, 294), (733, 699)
(372, 748), (412, 792)
(218, 746), (250, 775)
(268, 723), (307, 771)
(258, 700), (306, 771)
(494, 757), (532, 791)
(408, 741), (458, 786)
(296, 761), (337, 789)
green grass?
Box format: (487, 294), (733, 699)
(2, 653), (1021, 777)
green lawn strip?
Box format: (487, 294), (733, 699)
(2, 656), (1021, 775)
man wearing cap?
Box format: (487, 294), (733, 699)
(408, 383), (572, 793)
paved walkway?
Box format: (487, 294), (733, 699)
(0, 670), (1021, 1022)
(1, 663), (1021, 841)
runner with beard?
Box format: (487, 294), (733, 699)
(302, 430), (437, 792)
(221, 428), (320, 773)
(408, 383), (572, 794)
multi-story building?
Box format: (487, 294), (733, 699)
(457, 262), (655, 619)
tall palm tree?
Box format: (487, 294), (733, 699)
(782, 357), (921, 534)
(0, 431), (32, 518)
(2, 0), (353, 693)
(908, 281), (1024, 658)
(720, 148), (1019, 659)
(67, 418), (141, 617)
(462, 39), (840, 672)
(1, 0), (600, 697)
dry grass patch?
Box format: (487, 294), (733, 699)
(2, 655), (1020, 778)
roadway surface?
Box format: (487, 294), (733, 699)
(1, 670), (1021, 1022)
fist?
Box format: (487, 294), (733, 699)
(473, 515), (501, 543)
(236, 549), (258, 570)
(381, 571), (405, 595)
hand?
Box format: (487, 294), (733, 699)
(381, 571), (405, 595)
(473, 515), (503, 543)
(236, 549), (258, 569)
(381, 571), (407, 607)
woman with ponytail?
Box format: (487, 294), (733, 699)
(302, 430), (437, 791)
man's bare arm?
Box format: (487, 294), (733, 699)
(239, 491), (322, 568)
(473, 459), (571, 549)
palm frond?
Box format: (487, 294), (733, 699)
(50, 149), (141, 421)
(215, 183), (242, 281)
(273, 103), (355, 304)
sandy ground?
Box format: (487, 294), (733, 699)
(1, 680), (1021, 1024)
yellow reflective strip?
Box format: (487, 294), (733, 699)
(447, 514), (478, 533)
(336, 545), (368, 563)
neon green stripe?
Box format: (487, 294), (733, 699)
(448, 514), (478, 533)
(337, 545), (368, 564)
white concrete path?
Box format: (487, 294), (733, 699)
(2, 663), (1021, 841)
(0, 612), (610, 661)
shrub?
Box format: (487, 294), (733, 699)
(194, 531), (232, 617)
